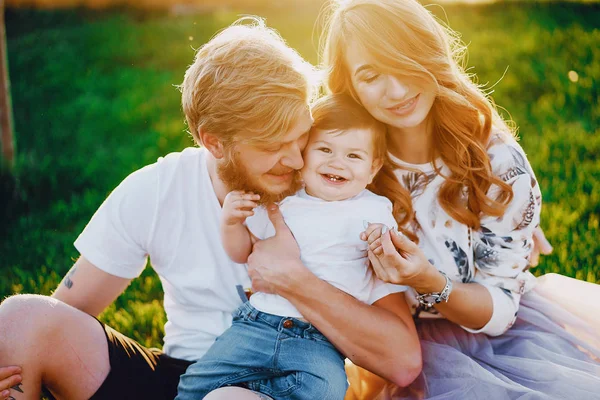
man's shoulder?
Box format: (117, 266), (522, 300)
(152, 147), (207, 181)
(131, 147), (211, 204)
(156, 147), (206, 170)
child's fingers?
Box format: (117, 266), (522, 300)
(366, 226), (384, 244)
(233, 200), (258, 210)
(369, 238), (382, 251)
(362, 222), (383, 237)
(239, 193), (261, 201)
(233, 210), (254, 219)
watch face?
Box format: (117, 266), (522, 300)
(422, 295), (436, 303)
(422, 294), (441, 304)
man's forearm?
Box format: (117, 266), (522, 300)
(279, 268), (421, 387)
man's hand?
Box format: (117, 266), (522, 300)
(530, 226), (553, 267)
(246, 204), (305, 295)
(0, 366), (21, 400)
(222, 191), (260, 226)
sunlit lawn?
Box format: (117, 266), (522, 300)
(2, 1), (599, 348)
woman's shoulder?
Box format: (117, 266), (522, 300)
(486, 129), (535, 181)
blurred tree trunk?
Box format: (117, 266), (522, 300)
(0, 1), (15, 169)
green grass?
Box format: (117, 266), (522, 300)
(2, 1), (599, 348)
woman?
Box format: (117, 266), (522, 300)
(321, 0), (600, 398)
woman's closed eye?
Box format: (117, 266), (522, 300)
(362, 73), (380, 83)
(263, 144), (282, 153)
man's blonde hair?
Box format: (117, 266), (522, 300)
(181, 17), (316, 148)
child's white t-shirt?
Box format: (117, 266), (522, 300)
(245, 188), (407, 318)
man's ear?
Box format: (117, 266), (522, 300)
(368, 157), (384, 184)
(198, 128), (225, 159)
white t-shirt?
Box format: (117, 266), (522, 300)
(245, 189), (407, 318)
(391, 132), (541, 336)
(75, 147), (252, 361)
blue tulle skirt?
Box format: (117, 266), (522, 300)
(346, 274), (600, 400)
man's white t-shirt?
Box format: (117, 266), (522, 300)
(246, 189), (407, 318)
(75, 147), (251, 361)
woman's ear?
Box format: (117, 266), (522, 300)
(368, 157), (384, 184)
(199, 128), (225, 159)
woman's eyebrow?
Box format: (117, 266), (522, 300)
(354, 64), (373, 76)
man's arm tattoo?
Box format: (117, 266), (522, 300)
(63, 266), (77, 289)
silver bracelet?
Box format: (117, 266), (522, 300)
(415, 270), (453, 309)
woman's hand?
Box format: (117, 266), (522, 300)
(530, 227), (553, 267)
(361, 224), (441, 292)
(247, 204), (308, 295)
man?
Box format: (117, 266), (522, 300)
(0, 18), (421, 400)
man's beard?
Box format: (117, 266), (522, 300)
(217, 151), (303, 205)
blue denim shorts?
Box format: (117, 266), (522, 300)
(176, 302), (348, 400)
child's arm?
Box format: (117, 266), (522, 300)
(220, 191), (260, 264)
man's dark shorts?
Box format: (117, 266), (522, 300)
(89, 319), (193, 400)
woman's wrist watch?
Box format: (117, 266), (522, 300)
(415, 270), (453, 308)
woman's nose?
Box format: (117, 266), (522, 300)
(386, 76), (410, 100)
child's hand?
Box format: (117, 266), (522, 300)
(222, 191), (260, 226)
(360, 221), (388, 251)
(362, 222), (433, 286)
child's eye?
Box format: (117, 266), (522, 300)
(318, 147), (332, 154)
(348, 153), (362, 159)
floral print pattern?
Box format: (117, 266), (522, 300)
(391, 133), (541, 335)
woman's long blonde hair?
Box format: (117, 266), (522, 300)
(320, 0), (514, 233)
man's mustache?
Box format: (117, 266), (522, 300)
(266, 168), (298, 176)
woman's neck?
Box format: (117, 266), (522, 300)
(387, 122), (434, 164)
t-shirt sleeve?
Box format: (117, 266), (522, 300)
(465, 137), (541, 336)
(74, 164), (159, 279)
(244, 206), (272, 240)
(370, 194), (399, 229)
(367, 278), (408, 305)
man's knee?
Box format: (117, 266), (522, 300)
(0, 294), (64, 342)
